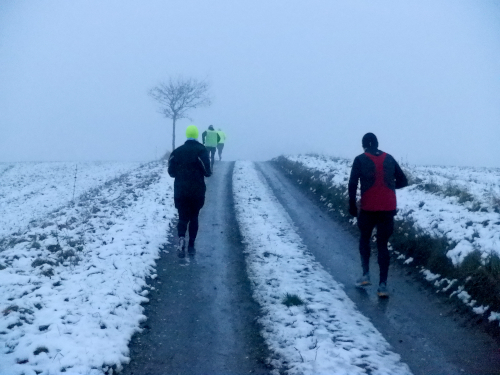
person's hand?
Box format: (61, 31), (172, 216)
(349, 201), (358, 217)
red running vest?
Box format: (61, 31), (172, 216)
(361, 152), (397, 211)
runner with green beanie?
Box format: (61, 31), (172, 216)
(185, 124), (199, 139)
(168, 125), (212, 257)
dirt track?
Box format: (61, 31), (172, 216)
(122, 160), (500, 375)
(122, 162), (270, 375)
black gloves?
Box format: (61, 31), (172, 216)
(349, 200), (358, 217)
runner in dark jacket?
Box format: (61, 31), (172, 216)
(168, 125), (211, 257)
(348, 132), (408, 297)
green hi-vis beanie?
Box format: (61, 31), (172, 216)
(186, 125), (199, 139)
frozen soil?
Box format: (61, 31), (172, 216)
(122, 162), (271, 375)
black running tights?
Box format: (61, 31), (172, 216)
(176, 198), (204, 246)
(206, 147), (216, 170)
(357, 210), (394, 284)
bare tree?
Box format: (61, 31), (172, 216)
(149, 77), (211, 151)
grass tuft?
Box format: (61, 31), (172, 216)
(485, 252), (500, 278)
(459, 250), (482, 275)
(47, 244), (62, 253)
(282, 293), (304, 307)
(2, 305), (19, 316)
(443, 183), (474, 204)
(490, 192), (500, 213)
(465, 251), (500, 310)
(33, 347), (49, 356)
(31, 258), (56, 268)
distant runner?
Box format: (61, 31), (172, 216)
(168, 125), (212, 258)
(216, 128), (226, 161)
(202, 125), (220, 171)
(348, 132), (408, 297)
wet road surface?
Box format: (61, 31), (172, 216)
(122, 161), (270, 375)
(257, 161), (500, 375)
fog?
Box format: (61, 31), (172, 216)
(1, 1), (499, 167)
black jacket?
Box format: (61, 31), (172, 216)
(168, 140), (211, 200)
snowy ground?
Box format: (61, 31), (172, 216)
(410, 164), (500, 209)
(0, 162), (141, 238)
(233, 161), (411, 375)
(0, 161), (175, 375)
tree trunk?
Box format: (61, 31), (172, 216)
(172, 116), (176, 151)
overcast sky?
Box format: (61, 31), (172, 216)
(1, 1), (499, 167)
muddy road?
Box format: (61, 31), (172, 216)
(122, 161), (500, 375)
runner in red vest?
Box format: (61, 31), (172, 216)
(348, 133), (408, 297)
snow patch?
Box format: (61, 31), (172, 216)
(421, 269), (440, 282)
(0, 161), (176, 375)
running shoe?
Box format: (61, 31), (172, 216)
(187, 244), (196, 255)
(177, 237), (186, 258)
(377, 282), (389, 298)
(355, 273), (371, 287)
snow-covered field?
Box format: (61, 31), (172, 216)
(410, 164), (500, 210)
(285, 154), (500, 265)
(233, 161), (411, 375)
(0, 162), (141, 239)
(0, 161), (175, 375)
